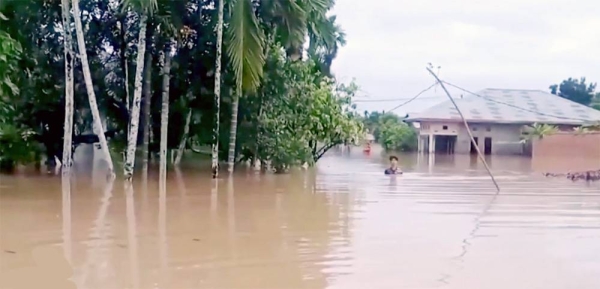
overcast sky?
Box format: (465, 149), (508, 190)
(330, 0), (600, 115)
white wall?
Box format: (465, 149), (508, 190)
(419, 121), (524, 155)
(419, 122), (461, 136)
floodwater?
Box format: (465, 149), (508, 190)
(1, 150), (600, 289)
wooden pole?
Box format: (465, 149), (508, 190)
(425, 67), (500, 192)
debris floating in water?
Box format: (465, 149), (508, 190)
(544, 170), (600, 181)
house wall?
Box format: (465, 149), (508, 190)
(419, 121), (524, 155)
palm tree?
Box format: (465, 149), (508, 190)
(60, 0), (74, 175)
(307, 15), (346, 76)
(159, 45), (172, 180)
(224, 0), (334, 173)
(141, 48), (153, 181)
(71, 0), (115, 177)
(225, 0), (265, 173)
(122, 0), (157, 180)
(212, 0), (225, 178)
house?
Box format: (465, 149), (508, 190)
(405, 88), (600, 155)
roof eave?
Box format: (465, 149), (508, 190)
(404, 117), (592, 126)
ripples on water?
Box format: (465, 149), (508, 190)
(1, 151), (599, 289)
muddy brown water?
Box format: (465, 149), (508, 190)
(1, 151), (600, 289)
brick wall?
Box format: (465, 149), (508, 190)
(532, 132), (600, 172)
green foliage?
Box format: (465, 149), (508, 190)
(0, 123), (38, 170)
(377, 115), (417, 151)
(0, 0), (352, 173)
(0, 29), (22, 99)
(0, 24), (36, 171)
(225, 0), (265, 93)
(360, 111), (417, 151)
(523, 123), (558, 139)
(550, 77), (597, 106)
(244, 46), (363, 172)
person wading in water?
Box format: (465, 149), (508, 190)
(385, 155), (403, 175)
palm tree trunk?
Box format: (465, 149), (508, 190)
(174, 108), (191, 165)
(251, 93), (263, 168)
(119, 14), (130, 115)
(227, 91), (240, 172)
(141, 49), (152, 179)
(124, 14), (148, 180)
(71, 0), (114, 177)
(61, 0), (74, 175)
(159, 48), (172, 180)
(212, 0), (224, 179)
(173, 0), (200, 167)
(251, 36), (272, 168)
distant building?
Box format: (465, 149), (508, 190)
(405, 89), (600, 155)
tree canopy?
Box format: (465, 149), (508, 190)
(360, 111), (417, 152)
(550, 77), (597, 106)
(0, 0), (363, 174)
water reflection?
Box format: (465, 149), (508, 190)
(125, 184), (140, 289)
(61, 175), (72, 265)
(0, 153), (599, 289)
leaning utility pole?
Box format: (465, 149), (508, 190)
(425, 66), (500, 192)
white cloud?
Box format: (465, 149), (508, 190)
(331, 0), (600, 113)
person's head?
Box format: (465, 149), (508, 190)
(389, 155), (398, 167)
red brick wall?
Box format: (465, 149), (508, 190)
(532, 132), (600, 172)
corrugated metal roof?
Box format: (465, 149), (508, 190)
(406, 89), (600, 125)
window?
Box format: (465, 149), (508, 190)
(472, 127), (478, 131)
(442, 125), (448, 130)
(486, 126), (491, 132)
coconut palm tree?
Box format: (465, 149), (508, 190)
(224, 0), (335, 173)
(225, 0), (265, 173)
(307, 15), (346, 77)
(159, 45), (172, 180)
(60, 0), (74, 175)
(71, 0), (115, 177)
(212, 0), (225, 178)
(122, 0), (157, 180)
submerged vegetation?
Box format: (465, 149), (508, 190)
(0, 0), (363, 175)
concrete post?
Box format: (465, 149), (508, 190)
(428, 134), (435, 154)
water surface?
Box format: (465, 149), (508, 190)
(1, 151), (599, 289)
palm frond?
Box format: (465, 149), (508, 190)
(302, 0), (331, 17)
(260, 0), (306, 50)
(225, 0), (265, 93)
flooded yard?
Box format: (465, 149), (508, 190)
(1, 151), (600, 288)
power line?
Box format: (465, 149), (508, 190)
(386, 83), (438, 113)
(354, 96), (444, 103)
(442, 81), (592, 122)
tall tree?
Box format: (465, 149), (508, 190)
(550, 77), (597, 106)
(71, 0), (115, 176)
(212, 0), (225, 178)
(60, 0), (74, 175)
(307, 15), (346, 77)
(224, 0), (336, 173)
(159, 45), (172, 180)
(141, 47), (153, 180)
(123, 0), (157, 180)
(225, 0), (265, 173)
